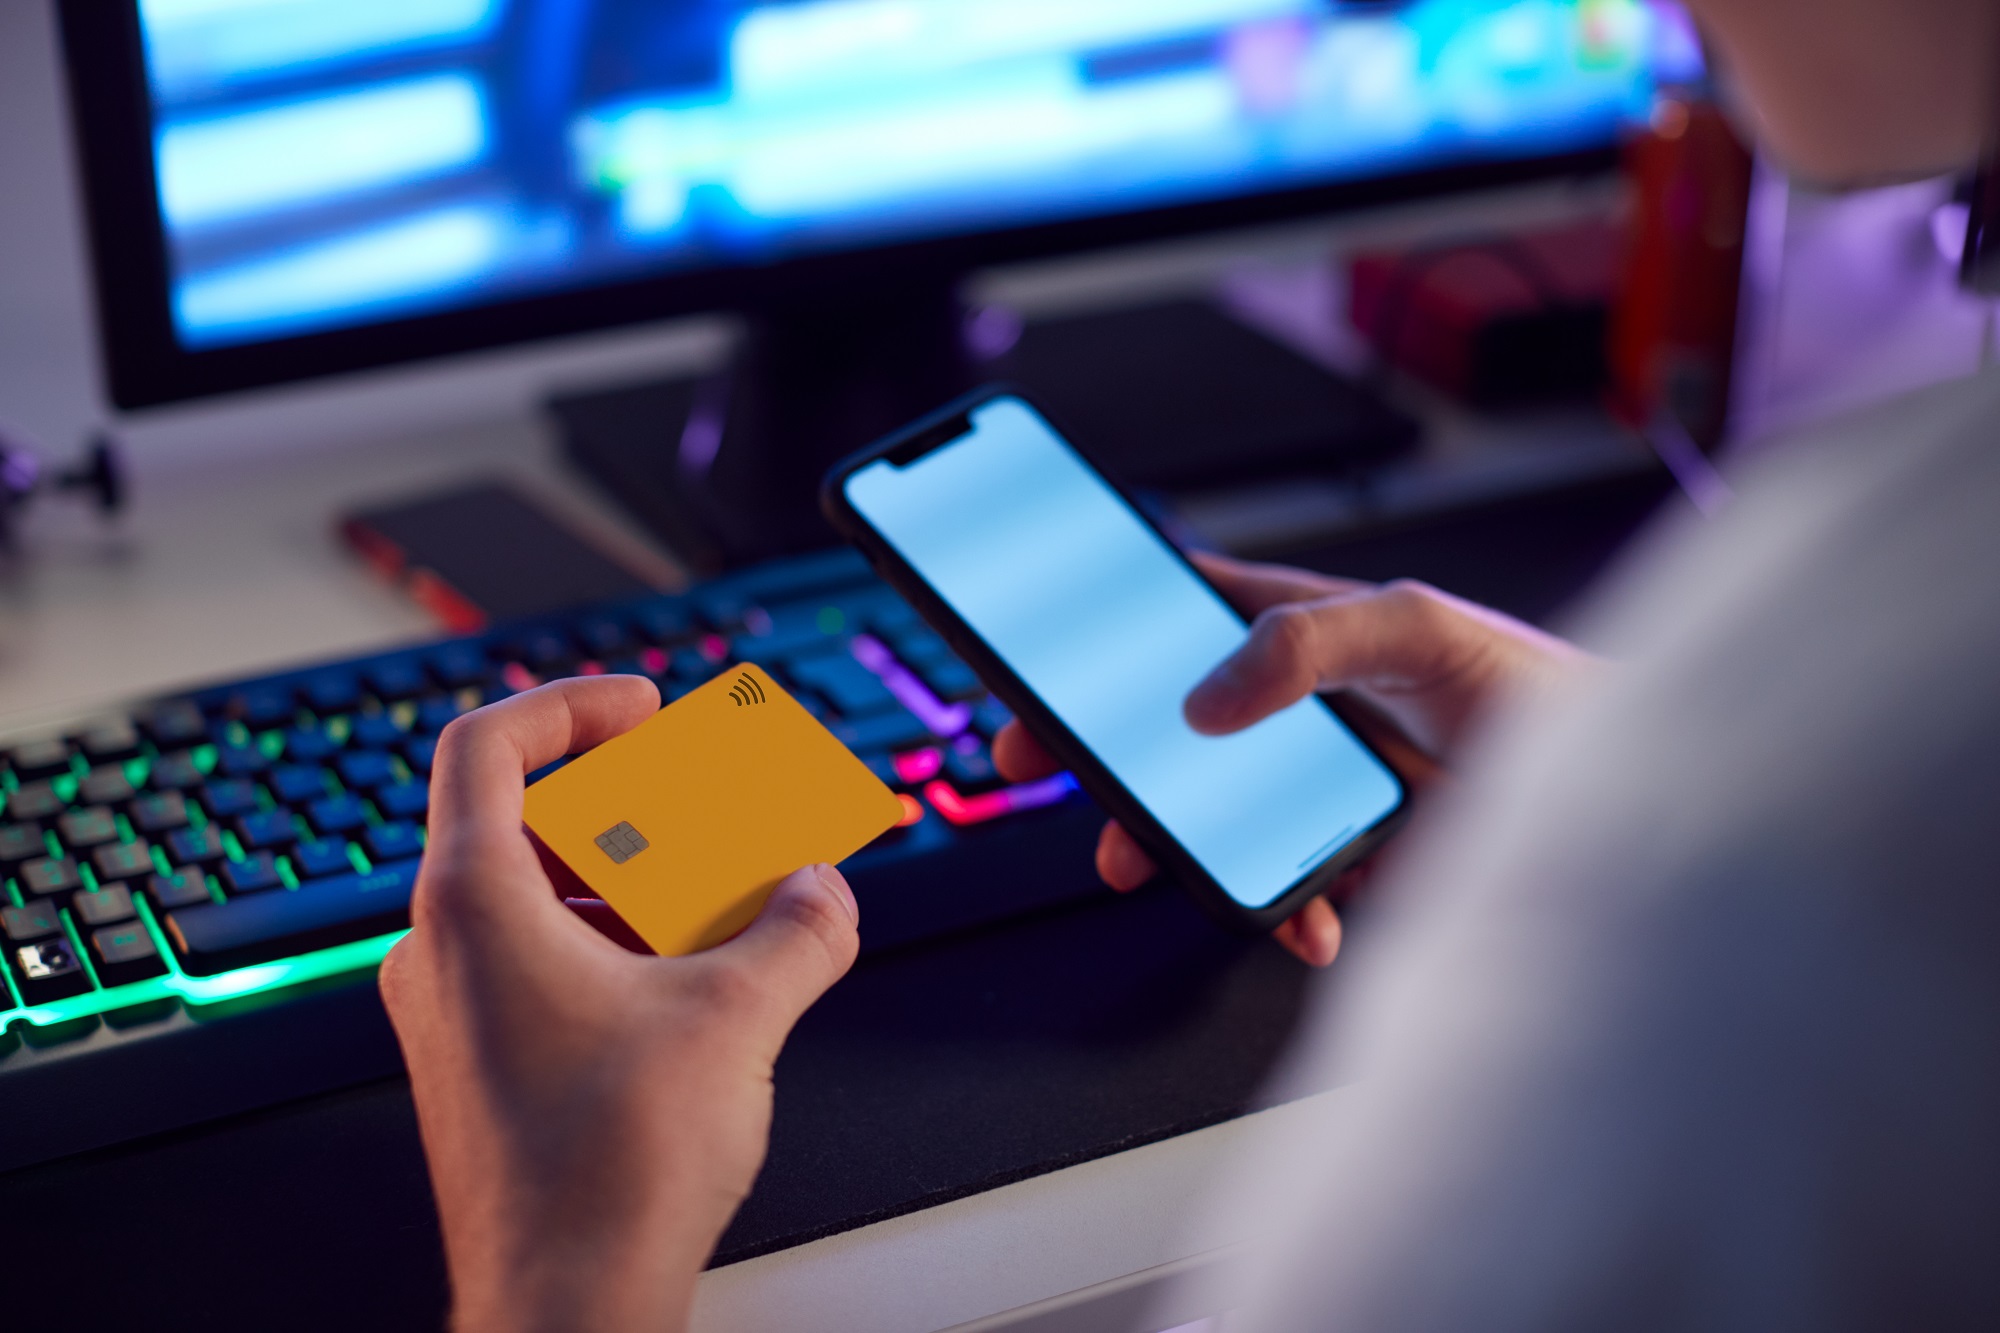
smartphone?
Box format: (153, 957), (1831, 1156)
(821, 388), (1409, 931)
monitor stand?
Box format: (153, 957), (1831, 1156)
(550, 283), (1419, 575)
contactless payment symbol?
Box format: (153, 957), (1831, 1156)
(727, 671), (767, 707)
(594, 821), (649, 865)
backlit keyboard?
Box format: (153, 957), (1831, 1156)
(0, 548), (1102, 1170)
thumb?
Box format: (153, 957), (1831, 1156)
(701, 863), (860, 1038)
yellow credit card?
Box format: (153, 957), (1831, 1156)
(522, 664), (903, 955)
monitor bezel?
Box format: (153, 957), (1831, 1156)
(58, 0), (1623, 411)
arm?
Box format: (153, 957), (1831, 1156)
(994, 552), (1596, 966)
(378, 676), (860, 1333)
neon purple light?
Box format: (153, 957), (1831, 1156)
(850, 634), (972, 737)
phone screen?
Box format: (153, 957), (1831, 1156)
(844, 395), (1403, 910)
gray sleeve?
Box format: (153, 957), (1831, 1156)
(1229, 374), (2000, 1333)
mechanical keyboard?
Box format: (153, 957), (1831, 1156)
(0, 547), (1103, 1171)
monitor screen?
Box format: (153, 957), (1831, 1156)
(135, 0), (1700, 353)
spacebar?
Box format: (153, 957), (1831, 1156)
(165, 861), (420, 977)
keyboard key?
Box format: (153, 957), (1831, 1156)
(416, 696), (467, 734)
(235, 810), (297, 852)
(147, 870), (212, 910)
(307, 793), (369, 836)
(148, 752), (204, 791)
(919, 659), (985, 702)
(201, 779), (260, 820)
(970, 699), (1013, 738)
(509, 630), (573, 672)
(221, 852), (282, 895)
(427, 643), (489, 689)
(789, 655), (899, 717)
(57, 806), (119, 850)
(363, 822), (423, 863)
(167, 826), (226, 867)
(349, 715), (405, 749)
(632, 601), (694, 643)
(375, 782), (428, 823)
(73, 884), (136, 926)
(0, 823), (48, 867)
(215, 741), (269, 776)
(282, 725), (341, 763)
(5, 780), (63, 823)
(268, 765), (330, 804)
(336, 750), (397, 789)
(832, 709), (932, 754)
(1, 901), (60, 941)
(942, 738), (1004, 793)
(90, 920), (165, 986)
(889, 627), (954, 666)
(166, 859), (419, 976)
(9, 737), (73, 781)
(78, 766), (137, 805)
(402, 735), (438, 776)
(132, 787), (188, 828)
(229, 688), (294, 728)
(11, 936), (88, 1002)
(291, 838), (354, 880)
(139, 700), (206, 747)
(576, 616), (630, 657)
(91, 841), (155, 883)
(21, 856), (81, 897)
(301, 671), (362, 714)
(669, 647), (719, 682)
(365, 660), (429, 701)
(78, 721), (142, 763)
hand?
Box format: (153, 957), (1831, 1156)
(378, 677), (861, 1333)
(994, 553), (1594, 968)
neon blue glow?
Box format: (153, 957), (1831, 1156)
(727, 0), (1308, 100)
(177, 205), (513, 342)
(132, 0), (1693, 349)
(158, 74), (488, 229)
(141, 0), (501, 97)
(846, 397), (1404, 909)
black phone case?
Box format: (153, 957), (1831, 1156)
(819, 384), (1410, 934)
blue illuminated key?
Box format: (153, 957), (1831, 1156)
(307, 793), (369, 836)
(291, 838), (354, 880)
(363, 822), (423, 864)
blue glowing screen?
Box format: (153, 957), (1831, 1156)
(845, 396), (1405, 909)
(136, 0), (1701, 349)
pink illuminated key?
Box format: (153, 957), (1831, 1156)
(893, 748), (943, 784)
(501, 662), (540, 694)
(639, 646), (669, 675)
(895, 793), (925, 827)
(923, 774), (1077, 826)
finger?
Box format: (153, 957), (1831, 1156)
(1271, 897), (1343, 968)
(992, 720), (1063, 783)
(700, 864), (860, 1037)
(1184, 583), (1454, 735)
(1190, 551), (1369, 616)
(428, 676), (659, 837)
(1095, 821), (1158, 891)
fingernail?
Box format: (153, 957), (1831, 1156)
(814, 862), (859, 925)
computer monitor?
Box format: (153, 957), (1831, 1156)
(59, 0), (1700, 563)
(63, 0), (1698, 402)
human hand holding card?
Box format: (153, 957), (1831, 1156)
(522, 664), (902, 955)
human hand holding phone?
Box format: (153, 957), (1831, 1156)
(378, 677), (860, 1333)
(994, 552), (1595, 967)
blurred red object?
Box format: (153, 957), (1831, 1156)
(1607, 95), (1755, 449)
(1349, 218), (1622, 407)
